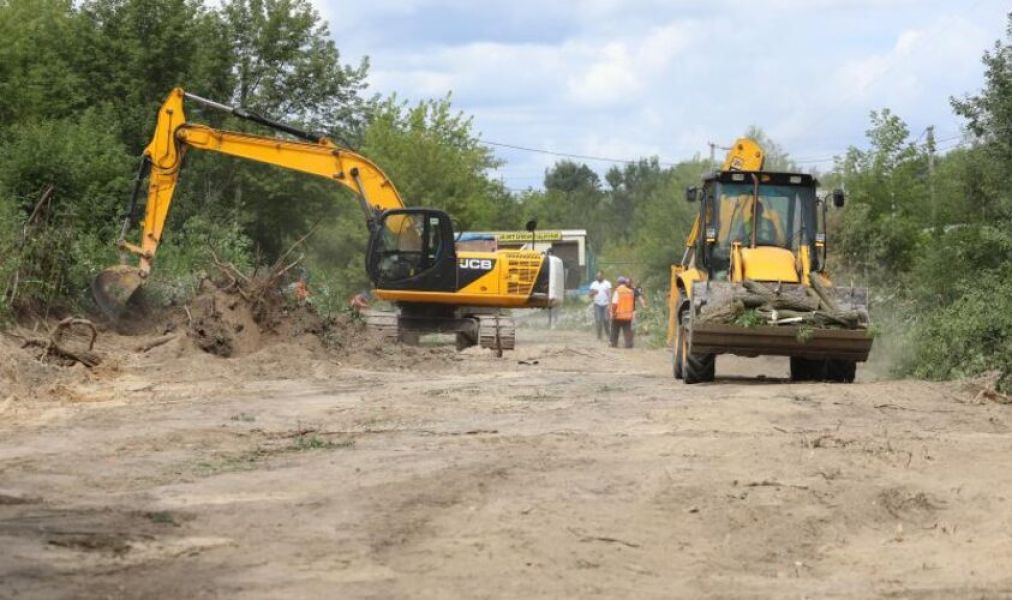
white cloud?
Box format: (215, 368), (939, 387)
(566, 42), (640, 107)
(312, 0), (1009, 189)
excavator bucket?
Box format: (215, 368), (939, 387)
(91, 265), (143, 318)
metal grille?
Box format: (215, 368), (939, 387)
(504, 251), (542, 296)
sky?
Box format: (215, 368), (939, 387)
(313, 0), (1009, 191)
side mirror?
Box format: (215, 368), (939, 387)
(832, 189), (845, 208)
(525, 219), (537, 232)
(685, 186), (698, 203)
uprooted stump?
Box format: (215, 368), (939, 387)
(22, 317), (102, 367)
(185, 240), (335, 357)
(186, 284), (257, 358)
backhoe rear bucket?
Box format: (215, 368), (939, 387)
(92, 265), (143, 318)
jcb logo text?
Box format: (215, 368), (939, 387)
(459, 258), (493, 270)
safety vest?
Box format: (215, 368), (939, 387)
(612, 285), (635, 321)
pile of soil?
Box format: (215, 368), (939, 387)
(0, 271), (472, 411)
(179, 275), (462, 369)
(183, 278), (367, 359)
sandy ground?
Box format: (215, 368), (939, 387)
(1, 325), (1011, 599)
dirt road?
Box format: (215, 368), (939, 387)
(2, 327), (1011, 598)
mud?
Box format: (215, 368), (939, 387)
(1, 323), (1011, 598)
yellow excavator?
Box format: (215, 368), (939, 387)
(93, 88), (563, 351)
(667, 139), (873, 383)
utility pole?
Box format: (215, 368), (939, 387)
(707, 141), (733, 171)
(926, 125), (937, 226)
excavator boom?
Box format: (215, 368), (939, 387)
(93, 88), (407, 316)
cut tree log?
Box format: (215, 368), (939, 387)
(808, 273), (841, 312)
(699, 299), (745, 323)
(740, 279), (820, 312)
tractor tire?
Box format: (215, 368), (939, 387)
(826, 359), (856, 383)
(673, 324), (685, 380)
(684, 352), (715, 384)
(790, 357), (826, 382)
(673, 292), (691, 380)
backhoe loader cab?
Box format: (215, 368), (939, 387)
(668, 138), (872, 384)
(693, 171), (823, 281)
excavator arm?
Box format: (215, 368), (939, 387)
(94, 88), (406, 315)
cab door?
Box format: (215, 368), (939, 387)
(366, 208), (457, 292)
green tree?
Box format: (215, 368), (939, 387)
(951, 12), (1012, 221)
(222, 0), (371, 139)
(181, 0), (374, 259)
(628, 158), (707, 289)
(360, 95), (511, 230)
(76, 0), (233, 151)
(0, 0), (87, 129)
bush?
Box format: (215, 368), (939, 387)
(902, 266), (1011, 392)
(0, 196), (22, 320)
(833, 203), (921, 280)
(145, 214), (254, 305)
(0, 111), (132, 315)
(905, 225), (1012, 305)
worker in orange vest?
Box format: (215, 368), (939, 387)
(609, 276), (636, 348)
(349, 289), (371, 315)
(288, 269), (312, 303)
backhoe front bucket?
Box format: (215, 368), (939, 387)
(688, 280), (873, 362)
(689, 322), (873, 361)
(92, 265), (143, 318)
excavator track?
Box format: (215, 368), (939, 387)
(361, 310), (400, 340)
(360, 309), (514, 354)
(476, 314), (515, 353)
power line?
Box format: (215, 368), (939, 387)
(480, 139), (678, 167)
(486, 126), (970, 187)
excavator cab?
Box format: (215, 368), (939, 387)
(366, 208), (457, 292)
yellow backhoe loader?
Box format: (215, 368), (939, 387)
(93, 88), (563, 351)
(667, 139), (872, 383)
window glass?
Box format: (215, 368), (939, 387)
(373, 213), (444, 282)
(715, 183), (814, 250)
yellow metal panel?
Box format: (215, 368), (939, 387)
(722, 138), (765, 171)
(373, 289), (544, 308)
(799, 244), (811, 286)
(679, 268), (703, 298)
(739, 247), (800, 283)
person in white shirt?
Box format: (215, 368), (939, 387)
(587, 271), (612, 341)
